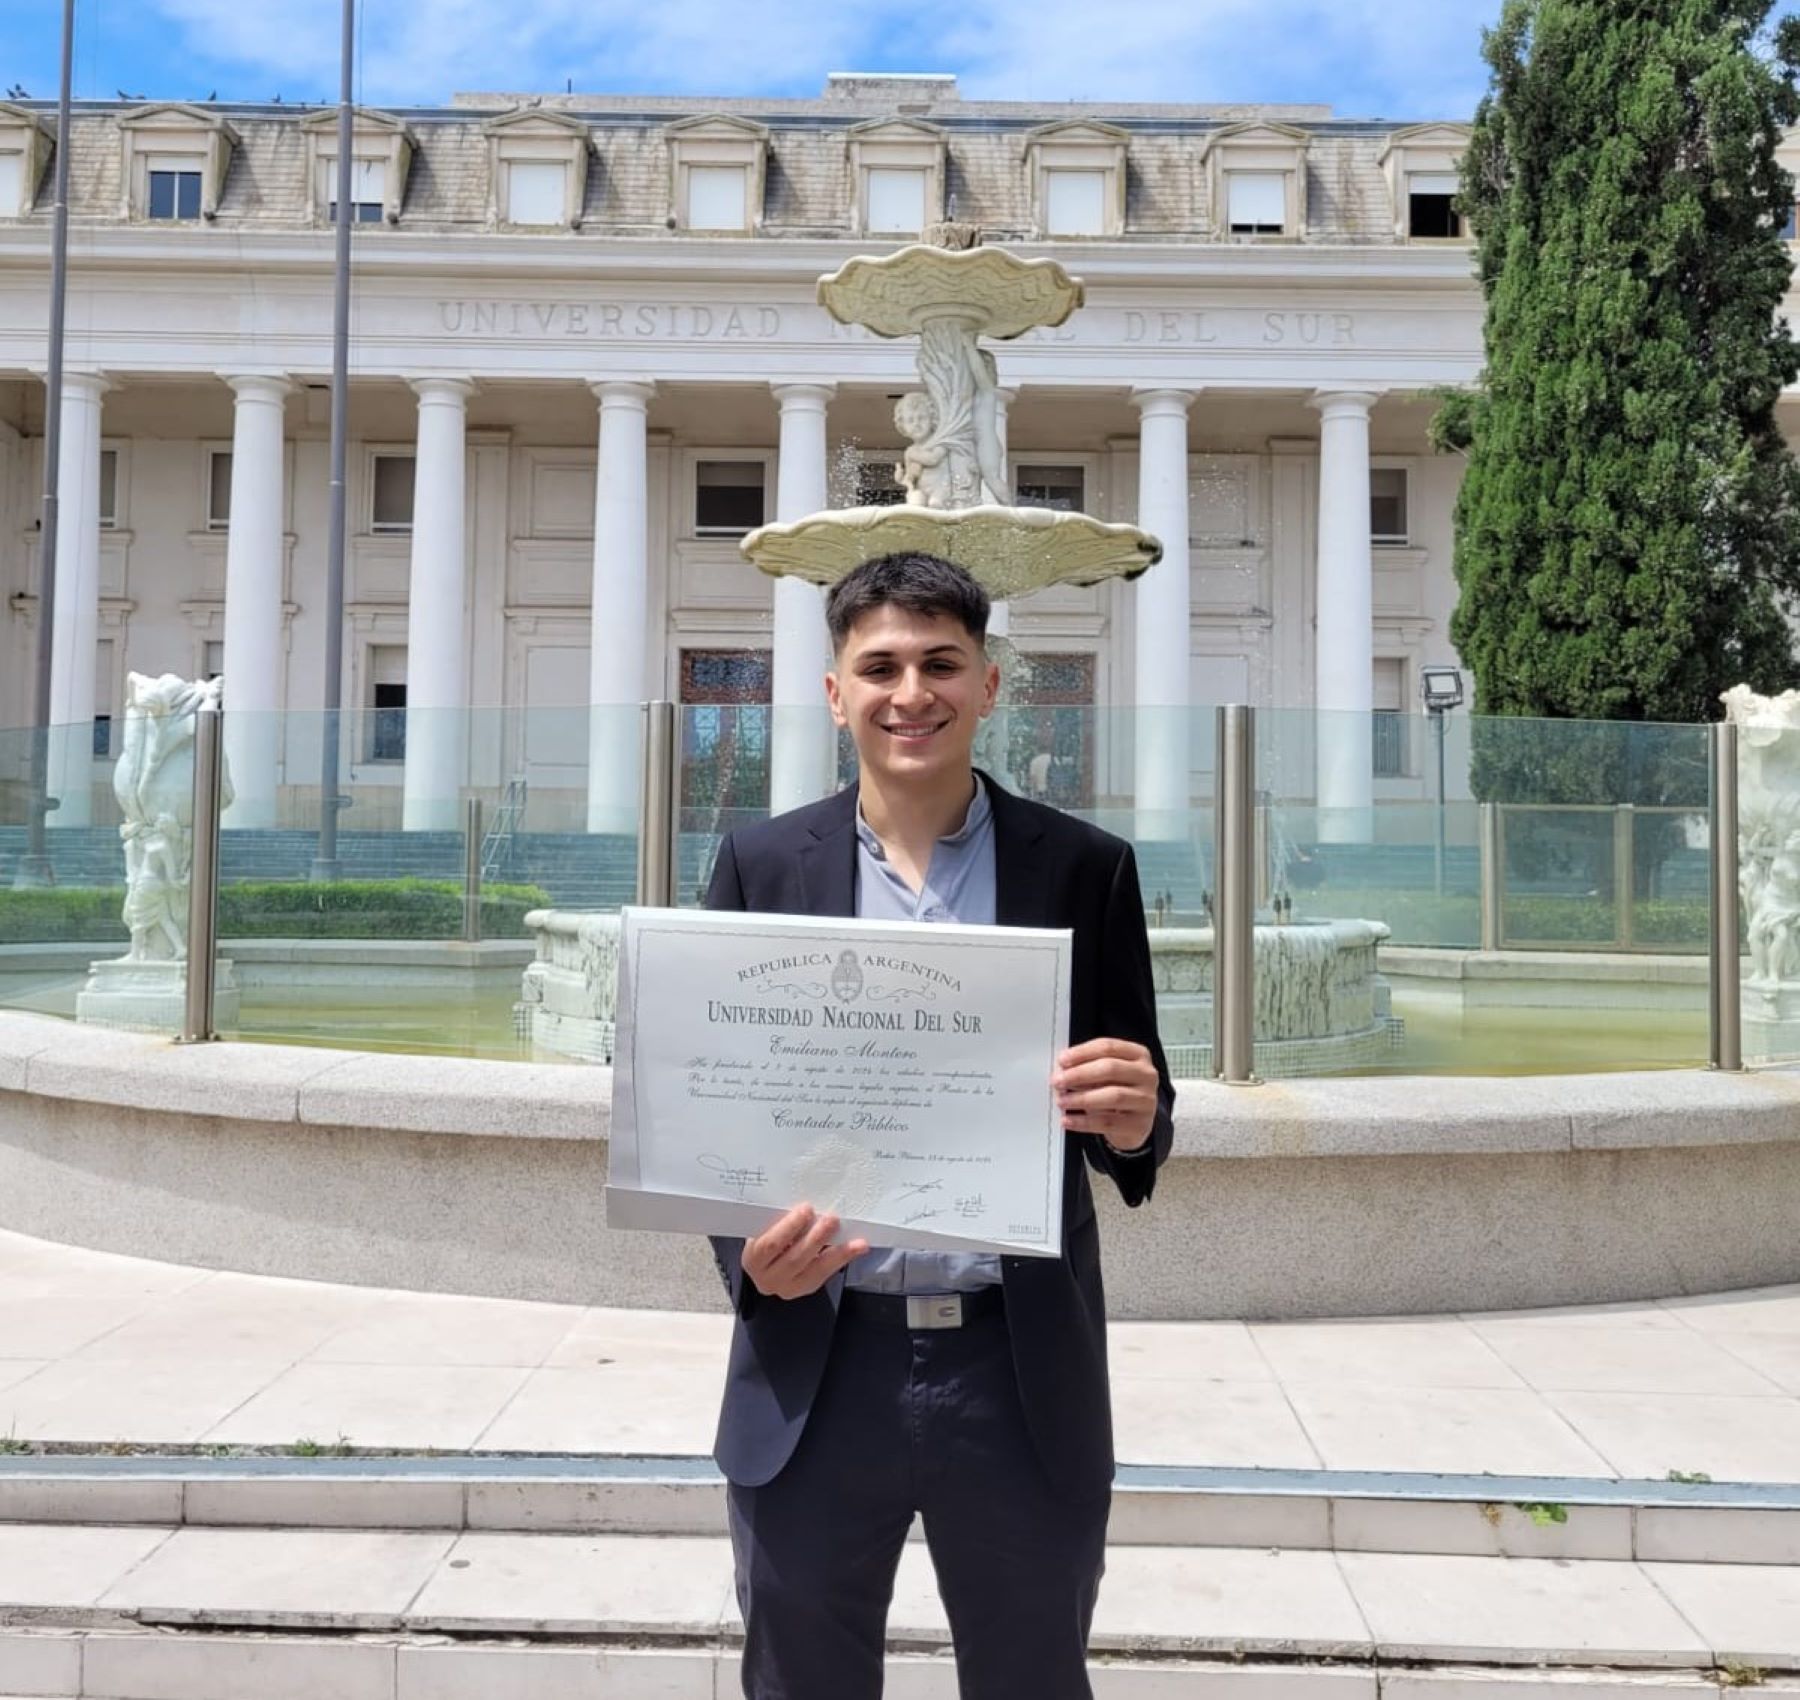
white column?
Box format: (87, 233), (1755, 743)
(987, 386), (1016, 639)
(46, 371), (111, 829)
(1310, 390), (1379, 842)
(587, 380), (655, 834)
(769, 382), (837, 814)
(401, 377), (475, 831)
(219, 374), (292, 828)
(1131, 388), (1195, 841)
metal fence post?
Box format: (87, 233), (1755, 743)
(636, 701), (679, 908)
(179, 697), (225, 1044)
(1213, 705), (1259, 1085)
(1613, 803), (1636, 951)
(462, 798), (483, 943)
(1479, 801), (1502, 952)
(1710, 721), (1743, 1072)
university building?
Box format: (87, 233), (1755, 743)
(2, 75), (1794, 832)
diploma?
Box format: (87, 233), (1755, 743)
(605, 907), (1072, 1257)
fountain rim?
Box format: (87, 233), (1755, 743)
(816, 244), (1086, 341)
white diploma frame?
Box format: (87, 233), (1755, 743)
(605, 908), (1072, 1258)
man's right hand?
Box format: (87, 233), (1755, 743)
(742, 1203), (868, 1300)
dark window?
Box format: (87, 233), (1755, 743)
(329, 199), (385, 224)
(1408, 192), (1460, 238)
(1015, 464), (1085, 512)
(695, 461), (766, 535)
(1784, 202), (1798, 241)
(1371, 468), (1408, 543)
(855, 460), (905, 507)
(372, 454), (415, 531)
(147, 170), (202, 220)
(91, 715), (111, 758)
(1373, 711), (1407, 778)
(372, 683), (407, 761)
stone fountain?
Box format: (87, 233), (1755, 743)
(741, 224), (1160, 595)
(521, 227), (1400, 1075)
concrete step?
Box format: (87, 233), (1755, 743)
(4, 1457), (1799, 1567)
(0, 1522), (1798, 1700)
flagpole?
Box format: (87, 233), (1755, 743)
(16, 0), (77, 888)
(311, 0), (355, 880)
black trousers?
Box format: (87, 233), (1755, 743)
(726, 1297), (1110, 1700)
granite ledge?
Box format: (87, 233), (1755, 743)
(2, 1011), (1797, 1161)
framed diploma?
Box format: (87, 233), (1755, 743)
(605, 907), (1072, 1257)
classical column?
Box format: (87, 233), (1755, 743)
(987, 386), (1016, 640)
(587, 381), (655, 834)
(45, 371), (111, 829)
(1310, 390), (1379, 842)
(1131, 388), (1195, 842)
(769, 383), (836, 814)
(219, 375), (293, 828)
(401, 378), (475, 831)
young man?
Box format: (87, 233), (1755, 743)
(706, 552), (1174, 1700)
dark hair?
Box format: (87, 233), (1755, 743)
(825, 552), (990, 652)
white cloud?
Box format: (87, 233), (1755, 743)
(141, 0), (1503, 118)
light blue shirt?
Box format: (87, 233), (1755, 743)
(846, 775), (1003, 1294)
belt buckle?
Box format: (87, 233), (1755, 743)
(906, 1294), (963, 1330)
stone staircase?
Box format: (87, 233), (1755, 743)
(1, 1455), (1796, 1699)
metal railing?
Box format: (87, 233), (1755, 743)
(146, 700), (1747, 1073)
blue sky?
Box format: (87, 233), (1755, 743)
(1, 0), (1509, 118)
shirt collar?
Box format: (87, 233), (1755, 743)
(855, 774), (990, 861)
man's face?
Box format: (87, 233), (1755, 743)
(826, 605), (999, 787)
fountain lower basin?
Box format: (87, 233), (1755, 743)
(520, 910), (1401, 1078)
(1150, 919), (1402, 1079)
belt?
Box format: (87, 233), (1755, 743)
(839, 1286), (1006, 1331)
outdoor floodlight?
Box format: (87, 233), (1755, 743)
(1420, 666), (1464, 712)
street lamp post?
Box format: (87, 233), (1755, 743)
(1420, 665), (1464, 898)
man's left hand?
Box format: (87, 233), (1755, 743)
(1053, 1038), (1159, 1151)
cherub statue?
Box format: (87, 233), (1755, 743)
(894, 391), (954, 509)
(121, 811), (187, 961)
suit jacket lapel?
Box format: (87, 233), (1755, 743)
(797, 786), (859, 919)
(984, 772), (1054, 928)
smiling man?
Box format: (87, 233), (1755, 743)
(705, 551), (1174, 1700)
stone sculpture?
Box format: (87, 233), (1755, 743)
(111, 672), (233, 961)
(1722, 685), (1800, 1007)
(76, 672), (240, 1030)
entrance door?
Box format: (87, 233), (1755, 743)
(680, 648), (772, 826)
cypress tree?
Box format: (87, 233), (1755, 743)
(1441, 0), (1800, 726)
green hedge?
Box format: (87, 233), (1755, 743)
(0, 878), (552, 944)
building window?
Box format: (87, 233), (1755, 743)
(207, 450), (232, 530)
(695, 460), (765, 534)
(687, 165), (750, 231)
(865, 166), (927, 234)
(368, 645), (407, 762)
(1044, 170), (1107, 237)
(98, 448), (118, 529)
(1227, 172), (1286, 235)
(855, 460), (906, 507)
(319, 156), (386, 222)
(146, 159), (204, 220)
(203, 639), (223, 681)
(0, 151), (23, 215)
(1784, 202), (1798, 241)
(1371, 468), (1409, 544)
(1407, 173), (1461, 238)
(371, 453), (415, 532)
(505, 159), (567, 226)
(93, 639), (115, 758)
(1373, 657), (1408, 778)
(1015, 463), (1086, 512)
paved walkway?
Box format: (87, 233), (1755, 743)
(3, 1230), (1800, 1482)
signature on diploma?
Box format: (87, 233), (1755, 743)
(698, 1153), (768, 1201)
(897, 1179), (944, 1202)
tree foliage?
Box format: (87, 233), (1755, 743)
(1447, 0), (1800, 728)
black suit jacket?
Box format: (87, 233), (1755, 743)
(705, 774), (1174, 1499)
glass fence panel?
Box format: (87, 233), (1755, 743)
(199, 704), (638, 1061)
(0, 717), (190, 1035)
(1250, 707), (1709, 1076)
